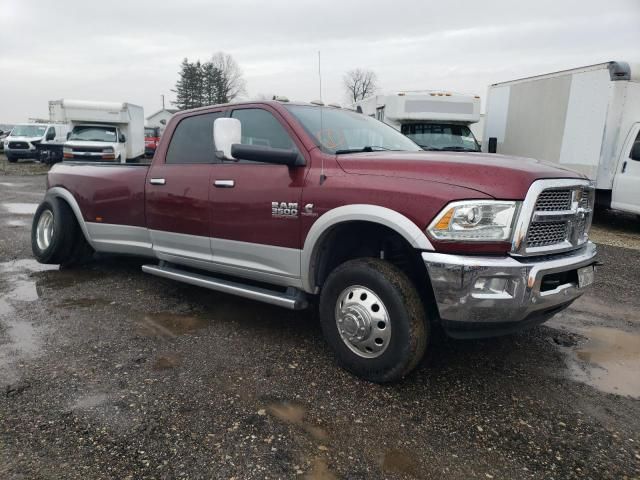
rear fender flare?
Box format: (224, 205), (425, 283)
(300, 204), (434, 293)
(45, 187), (95, 249)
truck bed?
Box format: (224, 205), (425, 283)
(47, 162), (149, 227)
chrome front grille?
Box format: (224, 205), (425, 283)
(526, 221), (568, 248)
(514, 180), (594, 256)
(534, 189), (572, 211)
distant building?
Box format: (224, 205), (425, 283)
(146, 108), (179, 133)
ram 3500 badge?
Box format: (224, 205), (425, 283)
(32, 100), (597, 383)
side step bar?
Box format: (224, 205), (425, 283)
(142, 264), (308, 310)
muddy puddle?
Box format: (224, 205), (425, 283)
(137, 312), (210, 338)
(563, 326), (640, 398)
(1, 202), (38, 215)
(5, 219), (27, 228)
(0, 259), (58, 382)
(382, 449), (420, 477)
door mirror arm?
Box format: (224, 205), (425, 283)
(230, 144), (303, 167)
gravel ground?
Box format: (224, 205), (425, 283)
(0, 158), (639, 479)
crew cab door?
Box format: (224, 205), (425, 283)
(209, 106), (308, 283)
(146, 111), (225, 264)
(612, 124), (640, 214)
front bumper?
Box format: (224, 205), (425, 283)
(422, 242), (597, 337)
(5, 147), (37, 158)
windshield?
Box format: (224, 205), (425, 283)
(68, 126), (117, 142)
(285, 105), (421, 154)
(401, 123), (480, 152)
(11, 125), (47, 137)
(145, 127), (158, 137)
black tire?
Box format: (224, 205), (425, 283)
(6, 154), (17, 163)
(319, 258), (429, 383)
(31, 197), (91, 266)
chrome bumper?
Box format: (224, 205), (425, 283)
(422, 242), (597, 326)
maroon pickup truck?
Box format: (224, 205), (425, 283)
(32, 100), (597, 382)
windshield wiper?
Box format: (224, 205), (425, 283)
(335, 145), (395, 154)
(440, 146), (480, 152)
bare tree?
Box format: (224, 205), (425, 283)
(209, 52), (247, 104)
(344, 68), (378, 103)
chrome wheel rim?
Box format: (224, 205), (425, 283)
(36, 209), (54, 251)
(335, 285), (391, 358)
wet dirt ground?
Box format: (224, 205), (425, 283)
(1, 159), (639, 479)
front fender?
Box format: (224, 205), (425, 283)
(300, 204), (434, 293)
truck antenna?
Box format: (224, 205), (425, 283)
(318, 51), (327, 185)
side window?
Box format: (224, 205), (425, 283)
(231, 108), (297, 152)
(166, 111), (224, 164)
(630, 130), (640, 161)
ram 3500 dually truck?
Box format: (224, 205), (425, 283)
(32, 101), (598, 382)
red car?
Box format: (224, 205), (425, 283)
(32, 100), (597, 382)
(144, 126), (160, 157)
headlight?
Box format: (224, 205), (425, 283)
(102, 147), (114, 153)
(427, 200), (519, 241)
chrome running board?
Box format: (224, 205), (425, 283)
(142, 264), (308, 310)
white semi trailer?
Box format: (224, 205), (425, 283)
(49, 99), (144, 163)
(483, 61), (640, 215)
(354, 91), (482, 152)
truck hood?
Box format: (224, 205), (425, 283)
(7, 136), (42, 142)
(336, 151), (585, 199)
(65, 140), (117, 149)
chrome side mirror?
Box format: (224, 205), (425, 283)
(214, 118), (241, 160)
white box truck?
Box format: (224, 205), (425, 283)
(354, 91), (482, 152)
(483, 61), (640, 214)
(49, 99), (144, 163)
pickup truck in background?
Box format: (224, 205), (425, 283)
(32, 100), (598, 382)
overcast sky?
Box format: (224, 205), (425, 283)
(0, 0), (638, 123)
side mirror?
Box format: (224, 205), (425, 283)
(214, 118), (241, 160)
(230, 144), (303, 166)
(66, 132), (71, 140)
(631, 142), (640, 161)
(119, 133), (126, 143)
(46, 131), (55, 141)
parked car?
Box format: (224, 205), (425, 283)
(32, 100), (597, 382)
(4, 123), (69, 163)
(144, 126), (161, 157)
(0, 127), (12, 152)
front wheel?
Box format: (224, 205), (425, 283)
(319, 258), (429, 383)
(6, 154), (17, 163)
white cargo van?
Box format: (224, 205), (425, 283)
(3, 123), (70, 163)
(49, 99), (144, 163)
(483, 61), (640, 214)
(354, 92), (482, 152)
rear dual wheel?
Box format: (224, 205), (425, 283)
(31, 198), (93, 266)
(319, 258), (429, 383)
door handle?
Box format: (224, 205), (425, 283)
(622, 161), (627, 174)
(214, 180), (235, 188)
(149, 178), (166, 185)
